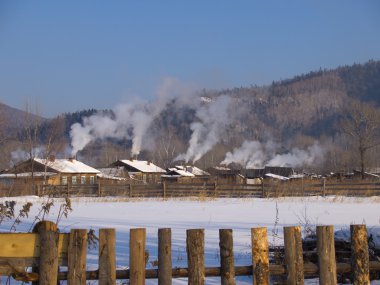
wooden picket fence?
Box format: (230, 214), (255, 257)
(0, 221), (380, 284)
(3, 179), (380, 198)
(32, 180), (380, 198)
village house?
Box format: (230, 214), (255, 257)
(207, 166), (246, 184)
(0, 156), (100, 196)
(162, 165), (210, 183)
(244, 166), (295, 182)
(108, 159), (166, 183)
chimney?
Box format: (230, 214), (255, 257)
(49, 155), (55, 162)
(147, 161), (151, 165)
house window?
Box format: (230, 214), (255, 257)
(72, 176), (77, 185)
(90, 176), (95, 184)
(62, 176), (67, 185)
(81, 176), (86, 184)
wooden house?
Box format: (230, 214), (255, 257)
(207, 166), (246, 184)
(0, 157), (100, 196)
(109, 159), (166, 183)
(162, 165), (210, 184)
(1, 157), (100, 186)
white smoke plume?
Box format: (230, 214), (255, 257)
(176, 95), (232, 163)
(222, 140), (325, 168)
(267, 142), (325, 167)
(70, 77), (197, 157)
(10, 147), (46, 165)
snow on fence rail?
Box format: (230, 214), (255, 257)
(0, 221), (379, 284)
(2, 180), (380, 198)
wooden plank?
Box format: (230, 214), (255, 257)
(219, 229), (235, 285)
(68, 229), (87, 285)
(350, 225), (370, 285)
(187, 229), (205, 285)
(158, 228), (172, 285)
(0, 233), (68, 258)
(317, 225), (337, 285)
(99, 228), (116, 285)
(251, 227), (269, 285)
(284, 226), (304, 285)
(130, 228), (146, 285)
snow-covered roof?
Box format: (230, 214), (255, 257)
(34, 158), (100, 174)
(167, 168), (195, 177)
(175, 165), (210, 176)
(212, 166), (231, 171)
(97, 168), (129, 181)
(265, 173), (290, 181)
(289, 174), (305, 179)
(0, 172), (57, 178)
(98, 167), (128, 177)
(119, 160), (166, 173)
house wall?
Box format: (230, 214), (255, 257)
(53, 173), (98, 186)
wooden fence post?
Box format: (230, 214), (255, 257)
(163, 182), (166, 200)
(98, 182), (102, 197)
(186, 229), (205, 285)
(261, 181), (265, 198)
(158, 228), (172, 285)
(36, 221), (59, 285)
(68, 229), (87, 285)
(130, 228), (146, 285)
(317, 225), (337, 285)
(322, 178), (326, 197)
(129, 183), (133, 197)
(219, 229), (236, 285)
(284, 226), (304, 285)
(99, 228), (116, 285)
(251, 227), (269, 285)
(351, 225), (370, 285)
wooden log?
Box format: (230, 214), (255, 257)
(99, 228), (116, 285)
(317, 226), (337, 285)
(284, 226), (304, 285)
(54, 260), (380, 281)
(130, 228), (146, 285)
(36, 221), (59, 285)
(68, 229), (87, 285)
(186, 229), (205, 285)
(251, 227), (269, 285)
(350, 225), (370, 285)
(219, 229), (235, 285)
(158, 228), (172, 285)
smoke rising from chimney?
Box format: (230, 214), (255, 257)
(222, 140), (325, 168)
(69, 77), (197, 157)
(175, 95), (232, 163)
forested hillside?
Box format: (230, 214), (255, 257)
(1, 60), (380, 172)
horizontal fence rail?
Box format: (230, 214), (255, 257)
(0, 221), (379, 284)
(2, 180), (380, 198)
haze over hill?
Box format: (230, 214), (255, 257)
(1, 60), (380, 172)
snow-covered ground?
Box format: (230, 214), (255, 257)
(0, 195), (380, 284)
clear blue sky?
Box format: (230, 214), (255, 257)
(1, 1), (379, 117)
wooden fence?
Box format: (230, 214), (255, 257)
(0, 221), (379, 284)
(2, 180), (380, 198)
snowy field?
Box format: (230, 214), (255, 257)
(1, 195), (380, 284)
